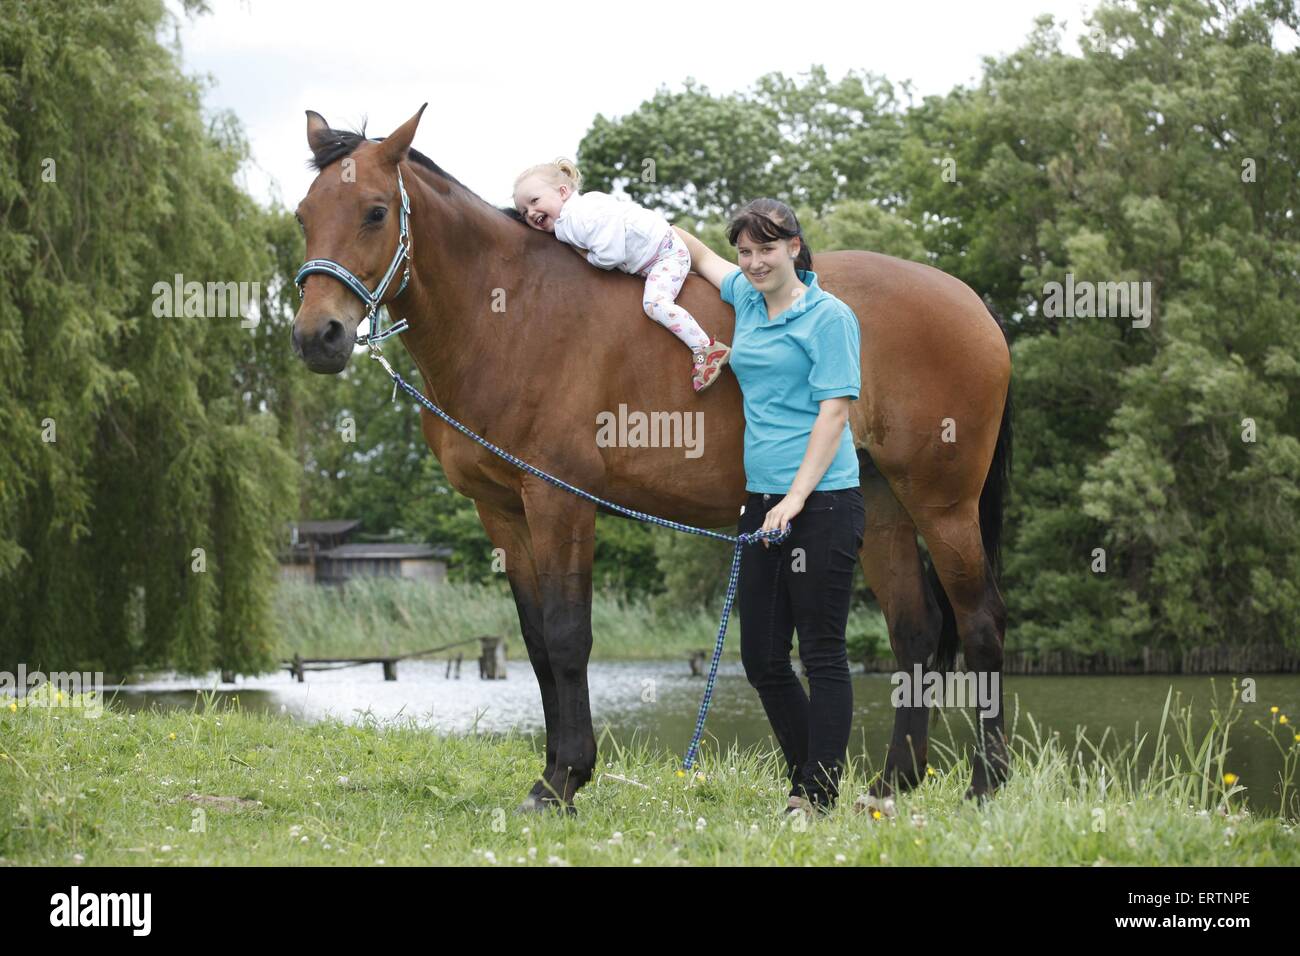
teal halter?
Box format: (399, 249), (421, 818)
(294, 166), (412, 345)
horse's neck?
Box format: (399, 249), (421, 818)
(391, 169), (575, 428)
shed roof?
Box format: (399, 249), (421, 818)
(293, 519), (362, 536)
(320, 543), (452, 560)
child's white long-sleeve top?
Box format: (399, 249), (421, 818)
(553, 191), (672, 274)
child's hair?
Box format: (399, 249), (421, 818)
(513, 157), (583, 195)
(726, 198), (813, 272)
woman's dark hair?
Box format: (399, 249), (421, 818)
(726, 198), (812, 272)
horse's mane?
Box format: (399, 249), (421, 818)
(307, 122), (528, 225)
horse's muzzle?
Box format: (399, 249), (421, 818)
(291, 316), (353, 373)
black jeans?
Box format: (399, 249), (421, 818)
(737, 487), (865, 807)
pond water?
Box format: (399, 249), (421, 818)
(108, 662), (1300, 813)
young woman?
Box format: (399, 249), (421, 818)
(673, 200), (865, 817)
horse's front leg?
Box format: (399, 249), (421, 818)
(520, 476), (598, 814)
(473, 501), (560, 812)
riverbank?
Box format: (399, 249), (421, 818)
(271, 579), (1300, 675)
(3, 688), (1297, 866)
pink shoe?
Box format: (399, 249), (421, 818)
(692, 337), (732, 393)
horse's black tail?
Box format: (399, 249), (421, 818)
(932, 302), (1012, 674)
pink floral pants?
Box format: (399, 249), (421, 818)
(636, 230), (711, 350)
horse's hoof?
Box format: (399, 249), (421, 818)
(853, 794), (897, 819)
(515, 795), (545, 814)
(963, 785), (994, 804)
(515, 794), (577, 816)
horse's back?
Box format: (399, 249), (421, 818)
(814, 250), (1011, 488)
(603, 247), (1010, 512)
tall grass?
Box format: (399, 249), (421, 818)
(273, 578), (519, 659)
(925, 679), (1299, 822)
(2, 679), (1296, 865)
(272, 577), (889, 662)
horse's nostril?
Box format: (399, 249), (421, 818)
(321, 319), (344, 346)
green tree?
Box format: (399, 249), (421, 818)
(0, 0), (298, 673)
(907, 0), (1300, 652)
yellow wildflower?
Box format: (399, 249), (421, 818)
(1223, 772), (1239, 786)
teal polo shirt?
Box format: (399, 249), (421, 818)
(721, 267), (861, 494)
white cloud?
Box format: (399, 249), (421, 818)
(173, 0), (1102, 209)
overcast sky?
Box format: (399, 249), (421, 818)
(169, 0), (1292, 211)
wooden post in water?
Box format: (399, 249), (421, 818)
(382, 659), (397, 681)
(479, 637), (506, 680)
(688, 650), (707, 676)
(291, 653), (304, 683)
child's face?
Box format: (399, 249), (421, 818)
(514, 176), (570, 232)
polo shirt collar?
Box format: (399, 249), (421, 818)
(747, 268), (827, 325)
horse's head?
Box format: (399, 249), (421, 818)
(291, 104), (427, 373)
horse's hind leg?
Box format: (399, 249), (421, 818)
(474, 501), (560, 812)
(914, 503), (1010, 801)
(857, 456), (945, 798)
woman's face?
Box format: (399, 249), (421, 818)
(514, 175), (571, 232)
(735, 230), (800, 290)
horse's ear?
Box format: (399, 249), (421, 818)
(379, 103), (427, 166)
(306, 110), (332, 155)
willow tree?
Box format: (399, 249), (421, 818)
(0, 0), (298, 673)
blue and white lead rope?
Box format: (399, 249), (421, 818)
(364, 335), (789, 771)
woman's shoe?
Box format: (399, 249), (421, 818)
(780, 795), (813, 821)
(852, 793), (898, 819)
(692, 337), (731, 393)
(781, 793), (833, 821)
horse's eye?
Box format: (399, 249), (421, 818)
(367, 206), (387, 224)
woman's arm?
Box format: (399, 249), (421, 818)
(672, 226), (735, 289)
(758, 397), (853, 541)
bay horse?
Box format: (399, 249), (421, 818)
(290, 105), (1013, 813)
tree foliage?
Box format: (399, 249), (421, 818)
(0, 0), (298, 672)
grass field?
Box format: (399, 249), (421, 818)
(3, 684), (1297, 866)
